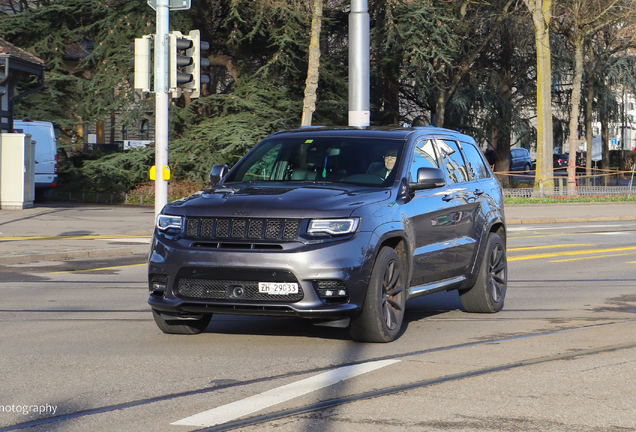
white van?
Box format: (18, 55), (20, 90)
(13, 119), (58, 202)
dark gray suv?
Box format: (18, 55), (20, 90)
(148, 127), (507, 342)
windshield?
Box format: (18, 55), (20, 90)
(224, 136), (406, 186)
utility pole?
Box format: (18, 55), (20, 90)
(154, 0), (170, 218)
(348, 0), (370, 127)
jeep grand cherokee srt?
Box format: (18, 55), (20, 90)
(148, 127), (507, 342)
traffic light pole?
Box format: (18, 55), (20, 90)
(154, 0), (170, 218)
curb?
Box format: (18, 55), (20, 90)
(0, 247), (147, 265)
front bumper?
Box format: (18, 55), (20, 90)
(148, 231), (376, 319)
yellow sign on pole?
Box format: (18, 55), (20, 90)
(150, 165), (170, 181)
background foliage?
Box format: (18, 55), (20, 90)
(1, 0), (636, 193)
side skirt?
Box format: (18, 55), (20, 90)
(408, 276), (467, 300)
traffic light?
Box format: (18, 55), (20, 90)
(169, 30), (210, 99)
(184, 30), (210, 99)
(131, 36), (152, 92)
(169, 31), (190, 98)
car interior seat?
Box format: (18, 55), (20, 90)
(292, 150), (326, 180)
(366, 161), (384, 175)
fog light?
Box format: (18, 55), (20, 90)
(316, 280), (348, 303)
(151, 282), (166, 297)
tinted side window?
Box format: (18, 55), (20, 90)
(438, 139), (468, 183)
(460, 141), (491, 180)
(409, 139), (439, 182)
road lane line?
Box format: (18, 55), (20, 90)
(508, 224), (626, 232)
(0, 234), (151, 241)
(550, 251), (636, 262)
(171, 359), (400, 427)
(509, 246), (636, 261)
(96, 237), (151, 243)
(510, 233), (588, 239)
(52, 263), (147, 273)
(508, 244), (594, 252)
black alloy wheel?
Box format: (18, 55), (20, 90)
(460, 232), (507, 313)
(350, 246), (406, 343)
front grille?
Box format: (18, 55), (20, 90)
(184, 217), (301, 241)
(176, 278), (304, 302)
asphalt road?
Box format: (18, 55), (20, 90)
(1, 221), (636, 431)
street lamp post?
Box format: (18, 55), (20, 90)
(348, 0), (370, 127)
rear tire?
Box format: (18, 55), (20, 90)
(152, 309), (212, 335)
(460, 232), (507, 313)
(34, 189), (46, 204)
(349, 246), (406, 343)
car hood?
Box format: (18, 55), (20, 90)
(164, 183), (392, 218)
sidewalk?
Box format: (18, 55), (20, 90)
(505, 201), (636, 224)
(0, 202), (634, 264)
(0, 203), (155, 264)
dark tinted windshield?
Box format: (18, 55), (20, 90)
(224, 136), (405, 186)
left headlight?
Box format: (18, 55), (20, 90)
(307, 218), (359, 236)
(156, 214), (184, 231)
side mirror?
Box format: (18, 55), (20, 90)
(409, 167), (446, 191)
(209, 164), (229, 185)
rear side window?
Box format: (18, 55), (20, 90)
(438, 139), (468, 183)
(460, 141), (491, 180)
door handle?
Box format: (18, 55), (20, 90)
(442, 194), (453, 202)
(473, 189), (484, 196)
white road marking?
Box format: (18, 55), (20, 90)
(592, 232), (632, 235)
(171, 359), (400, 427)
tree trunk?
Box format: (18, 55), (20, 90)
(524, 0), (555, 194)
(585, 46), (594, 184)
(566, 36), (584, 195)
(434, 89), (447, 128)
(600, 99), (610, 186)
(494, 25), (514, 179)
(301, 0), (323, 126)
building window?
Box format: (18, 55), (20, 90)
(121, 125), (128, 140)
(139, 119), (149, 140)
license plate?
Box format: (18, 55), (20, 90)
(258, 282), (299, 295)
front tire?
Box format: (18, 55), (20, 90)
(460, 232), (507, 313)
(152, 309), (212, 335)
(350, 246), (406, 343)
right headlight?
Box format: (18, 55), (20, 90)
(307, 218), (359, 236)
(156, 214), (184, 231)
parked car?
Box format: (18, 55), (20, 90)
(510, 147), (532, 172)
(148, 127), (507, 343)
(553, 153), (568, 169)
(13, 119), (58, 203)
